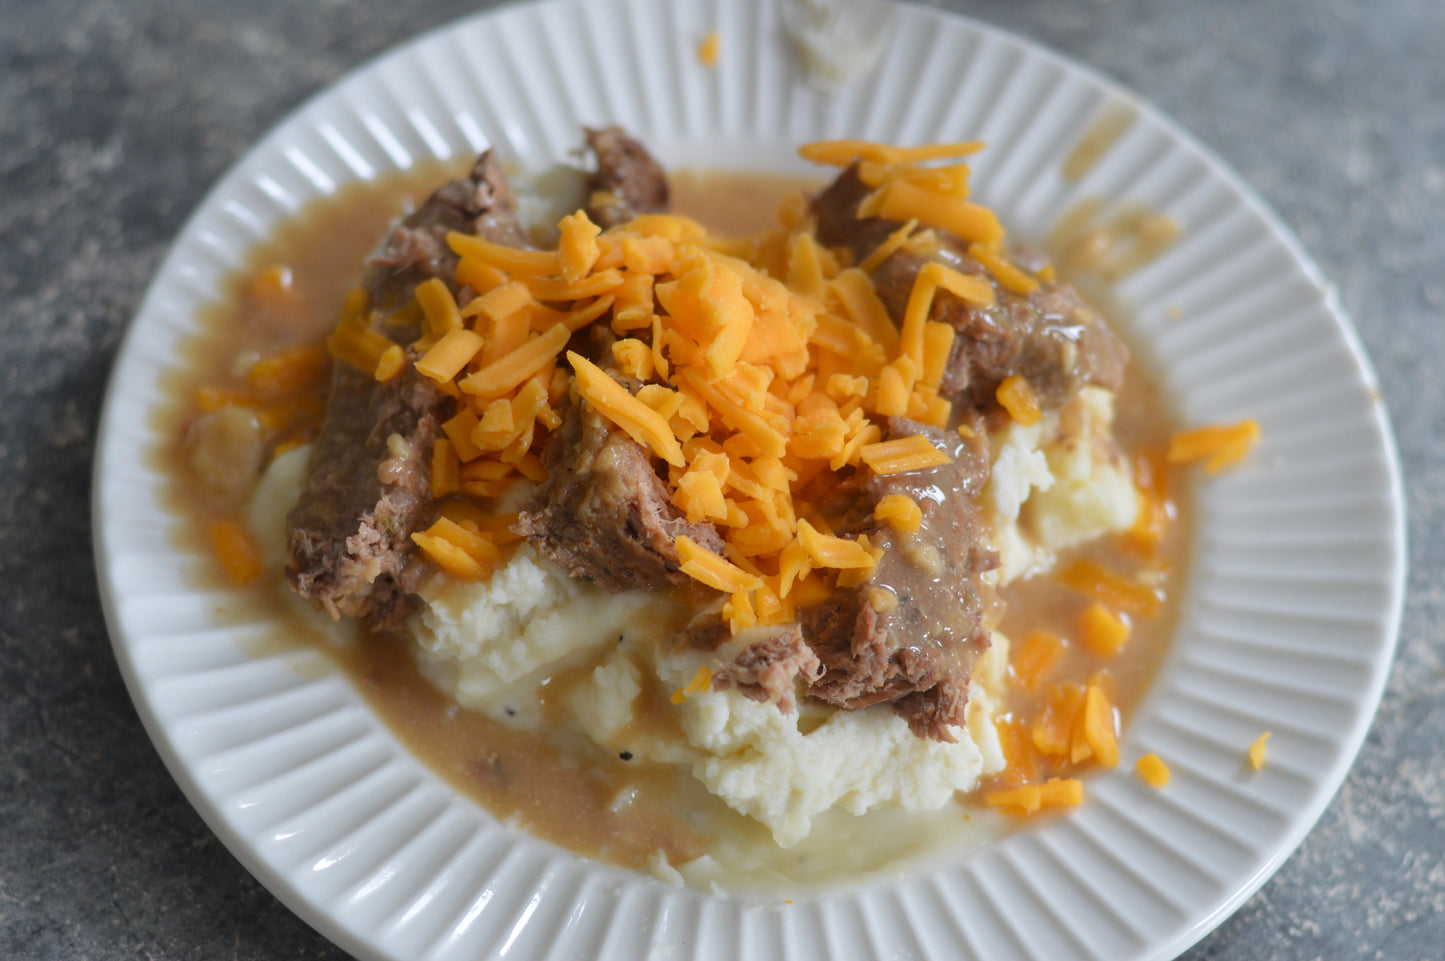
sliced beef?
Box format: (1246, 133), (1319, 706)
(286, 151), (524, 627)
(680, 603), (732, 652)
(583, 126), (670, 229)
(812, 165), (1127, 412)
(366, 150), (527, 306)
(712, 626), (824, 714)
(514, 390), (725, 593)
(286, 371), (443, 626)
(799, 416), (999, 741)
(893, 677), (972, 743)
(812, 165), (897, 260)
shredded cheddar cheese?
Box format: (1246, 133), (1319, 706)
(1123, 445), (1171, 556)
(696, 30), (720, 67)
(859, 434), (951, 475)
(208, 520), (263, 586)
(797, 520), (881, 571)
(676, 535), (762, 593)
(571, 351), (685, 466)
(1136, 753), (1171, 787)
(857, 219), (918, 273)
(899, 261), (994, 368)
(557, 210), (602, 284)
(1057, 559), (1161, 618)
(326, 289), (394, 373)
(248, 263), (293, 301)
(430, 437), (461, 498)
(1081, 684), (1120, 768)
(446, 231), (560, 275)
(983, 777), (1084, 816)
(1010, 630), (1064, 693)
(1078, 602), (1131, 657)
(414, 277), (463, 335)
(995, 375), (1041, 426)
(299, 136), (1157, 635)
(671, 664), (716, 704)
(1030, 684), (1083, 758)
(417, 329), (485, 383)
(410, 517), (501, 580)
(874, 181), (1004, 246)
(800, 141), (987, 174)
(1247, 731), (1271, 770)
(245, 342), (328, 396)
(873, 493), (922, 533)
(966, 242), (1039, 295)
(1168, 419), (1261, 474)
(992, 716), (1044, 787)
(373, 344), (406, 382)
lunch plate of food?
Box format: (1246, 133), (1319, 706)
(92, 0), (1405, 958)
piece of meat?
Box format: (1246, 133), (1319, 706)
(799, 416), (999, 741)
(812, 165), (1128, 413)
(680, 603), (732, 652)
(285, 372), (443, 626)
(893, 676), (972, 742)
(286, 151), (524, 628)
(514, 390), (725, 593)
(712, 626), (824, 714)
(366, 150), (527, 302)
(583, 126), (670, 229)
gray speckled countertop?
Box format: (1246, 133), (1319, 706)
(2, 1), (1440, 958)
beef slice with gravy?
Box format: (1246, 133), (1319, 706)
(800, 416), (999, 741)
(286, 151), (523, 628)
(812, 164), (1127, 414)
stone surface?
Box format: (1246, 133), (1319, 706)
(1, 1), (1439, 959)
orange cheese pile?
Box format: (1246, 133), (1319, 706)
(325, 140), (1056, 624)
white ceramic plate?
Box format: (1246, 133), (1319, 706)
(93, 1), (1406, 959)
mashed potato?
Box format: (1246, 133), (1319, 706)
(984, 386), (1137, 584)
(628, 637), (1005, 846)
(367, 384), (1137, 849)
(410, 546), (660, 728)
(250, 379), (1134, 854)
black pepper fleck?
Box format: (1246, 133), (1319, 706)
(619, 751), (633, 761)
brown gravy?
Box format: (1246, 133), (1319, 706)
(670, 169), (822, 236)
(1061, 103), (1138, 183)
(152, 160), (1187, 886)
